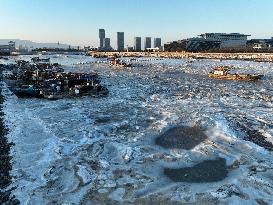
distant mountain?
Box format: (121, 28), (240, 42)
(0, 39), (76, 49)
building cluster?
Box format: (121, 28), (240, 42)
(164, 33), (273, 52)
(164, 33), (250, 52)
(247, 38), (273, 50)
(98, 29), (162, 52)
(1, 32), (273, 55)
(99, 29), (112, 51)
(0, 41), (16, 55)
(98, 30), (272, 53)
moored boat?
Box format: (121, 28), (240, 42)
(31, 57), (50, 63)
(14, 85), (44, 98)
(42, 91), (63, 100)
(110, 57), (132, 68)
(208, 66), (263, 81)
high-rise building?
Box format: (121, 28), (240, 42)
(144, 37), (152, 50)
(134, 37), (141, 51)
(103, 38), (111, 50)
(99, 29), (105, 48)
(117, 32), (124, 51)
(154, 38), (162, 48)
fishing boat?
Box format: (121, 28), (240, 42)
(208, 66), (262, 81)
(69, 83), (109, 96)
(31, 57), (50, 63)
(14, 85), (44, 98)
(42, 90), (63, 100)
(110, 57), (132, 68)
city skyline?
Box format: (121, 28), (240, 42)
(1, 0), (273, 47)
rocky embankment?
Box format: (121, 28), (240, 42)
(0, 78), (19, 204)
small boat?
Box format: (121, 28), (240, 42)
(110, 57), (132, 68)
(43, 92), (63, 100)
(73, 84), (109, 96)
(208, 66), (263, 81)
(42, 88), (63, 100)
(14, 85), (44, 98)
(112, 62), (132, 68)
(95, 85), (109, 96)
(31, 57), (50, 63)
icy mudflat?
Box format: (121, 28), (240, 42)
(2, 55), (273, 204)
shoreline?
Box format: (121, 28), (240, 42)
(88, 51), (273, 63)
(0, 77), (19, 204)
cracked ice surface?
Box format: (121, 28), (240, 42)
(2, 55), (273, 204)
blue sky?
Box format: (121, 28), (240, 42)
(0, 0), (272, 47)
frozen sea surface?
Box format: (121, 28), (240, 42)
(2, 55), (273, 204)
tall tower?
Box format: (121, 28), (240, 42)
(144, 37), (152, 50)
(154, 38), (162, 48)
(99, 29), (105, 48)
(103, 38), (111, 51)
(117, 32), (124, 51)
(134, 37), (141, 51)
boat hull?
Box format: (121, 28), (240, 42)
(14, 90), (44, 98)
(208, 73), (262, 81)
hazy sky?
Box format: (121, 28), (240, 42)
(1, 0), (272, 48)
